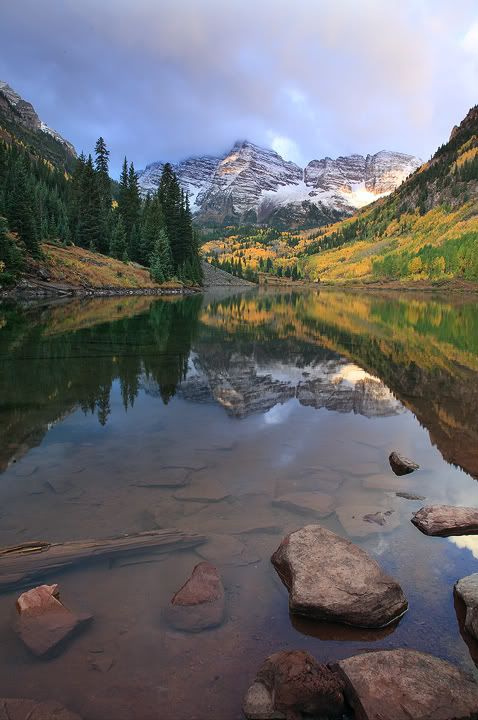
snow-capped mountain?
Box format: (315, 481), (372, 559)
(0, 81), (76, 159)
(138, 141), (421, 226)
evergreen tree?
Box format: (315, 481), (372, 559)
(94, 137), (112, 254)
(5, 158), (39, 255)
(76, 155), (102, 250)
(109, 214), (127, 259)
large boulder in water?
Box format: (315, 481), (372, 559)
(164, 561), (225, 632)
(335, 648), (478, 720)
(412, 505), (478, 536)
(14, 584), (92, 657)
(455, 573), (478, 641)
(271, 525), (407, 628)
(243, 650), (345, 720)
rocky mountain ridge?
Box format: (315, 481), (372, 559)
(0, 81), (76, 167)
(138, 141), (421, 227)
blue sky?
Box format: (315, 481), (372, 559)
(1, 0), (477, 176)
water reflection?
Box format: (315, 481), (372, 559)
(1, 289), (478, 717)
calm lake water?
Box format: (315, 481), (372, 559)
(0, 288), (478, 719)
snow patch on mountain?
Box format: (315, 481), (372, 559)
(138, 143), (422, 226)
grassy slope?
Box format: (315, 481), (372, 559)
(37, 243), (181, 289)
(302, 107), (478, 285)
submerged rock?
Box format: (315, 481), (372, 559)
(395, 491), (425, 500)
(271, 525), (407, 628)
(165, 561), (225, 632)
(243, 650), (345, 720)
(455, 573), (478, 641)
(0, 698), (82, 719)
(197, 534), (260, 566)
(336, 504), (399, 537)
(15, 584), (92, 657)
(336, 648), (478, 720)
(273, 492), (335, 517)
(412, 505), (478, 536)
(389, 451), (419, 476)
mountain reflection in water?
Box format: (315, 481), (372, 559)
(0, 289), (478, 718)
(1, 289), (476, 478)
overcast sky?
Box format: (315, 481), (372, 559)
(1, 0), (477, 176)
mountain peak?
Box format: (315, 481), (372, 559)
(0, 79), (76, 162)
(138, 141), (421, 227)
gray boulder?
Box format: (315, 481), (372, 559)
(412, 505), (478, 536)
(336, 648), (478, 720)
(271, 525), (407, 628)
(455, 573), (478, 641)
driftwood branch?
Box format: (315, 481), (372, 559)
(0, 529), (206, 591)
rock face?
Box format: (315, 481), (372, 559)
(455, 574), (478, 641)
(389, 451), (419, 476)
(336, 649), (478, 720)
(243, 650), (345, 720)
(165, 562), (225, 632)
(271, 525), (407, 628)
(15, 584), (92, 657)
(411, 505), (478, 536)
(138, 142), (420, 227)
(0, 80), (76, 158)
(0, 698), (82, 720)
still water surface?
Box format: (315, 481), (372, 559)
(0, 289), (478, 719)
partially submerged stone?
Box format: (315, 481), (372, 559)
(273, 492), (335, 517)
(455, 573), (478, 641)
(336, 648), (478, 720)
(243, 650), (345, 720)
(412, 505), (478, 536)
(165, 561), (225, 632)
(395, 491), (425, 501)
(271, 525), (407, 628)
(15, 584), (92, 657)
(336, 504), (399, 537)
(389, 451), (419, 476)
(0, 698), (82, 720)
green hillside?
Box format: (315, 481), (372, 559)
(301, 105), (478, 285)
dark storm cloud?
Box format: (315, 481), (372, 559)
(1, 0), (477, 175)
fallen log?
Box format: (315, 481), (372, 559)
(0, 529), (206, 592)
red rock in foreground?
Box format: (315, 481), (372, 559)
(165, 561), (225, 632)
(412, 505), (478, 536)
(271, 525), (407, 628)
(0, 698), (81, 719)
(336, 649), (478, 720)
(243, 650), (345, 720)
(15, 584), (92, 657)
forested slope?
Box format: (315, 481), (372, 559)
(302, 105), (478, 284)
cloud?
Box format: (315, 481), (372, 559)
(0, 0), (477, 175)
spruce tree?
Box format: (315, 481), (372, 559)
(109, 215), (127, 259)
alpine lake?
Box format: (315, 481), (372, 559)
(0, 287), (478, 719)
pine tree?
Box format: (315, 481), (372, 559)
(6, 158), (39, 256)
(94, 137), (112, 254)
(76, 155), (102, 250)
(109, 214), (127, 259)
(157, 228), (173, 279)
